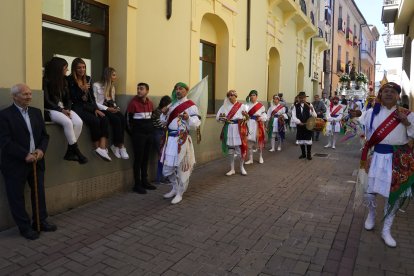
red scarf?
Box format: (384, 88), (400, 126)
(226, 102), (242, 120)
(330, 105), (342, 116)
(167, 100), (195, 126)
(271, 104), (284, 117)
(248, 102), (264, 117)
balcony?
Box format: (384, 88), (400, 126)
(314, 27), (329, 52)
(346, 28), (353, 46)
(337, 18), (345, 33)
(381, 0), (400, 23)
(383, 33), (404, 57)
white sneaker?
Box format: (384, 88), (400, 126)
(269, 148), (275, 152)
(324, 144), (331, 148)
(119, 147), (129, 159)
(95, 148), (112, 161)
(277, 146), (281, 151)
(259, 156), (264, 164)
(171, 194), (182, 204)
(110, 145), (121, 158)
(332, 145), (336, 149)
(245, 159), (253, 165)
(163, 189), (176, 199)
(226, 170), (235, 176)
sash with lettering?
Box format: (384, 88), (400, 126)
(361, 107), (414, 213)
(220, 102), (247, 158)
(248, 103), (266, 149)
(330, 105), (342, 117)
(267, 104), (284, 140)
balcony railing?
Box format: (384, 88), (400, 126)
(384, 34), (404, 47)
(383, 0), (400, 5)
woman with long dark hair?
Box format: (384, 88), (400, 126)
(93, 67), (129, 159)
(67, 58), (111, 161)
(43, 57), (88, 164)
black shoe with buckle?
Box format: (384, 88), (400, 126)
(33, 221), (57, 232)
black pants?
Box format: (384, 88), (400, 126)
(132, 130), (153, 186)
(74, 107), (109, 142)
(2, 164), (48, 231)
(103, 110), (126, 145)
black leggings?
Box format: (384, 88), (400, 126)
(73, 107), (109, 142)
(103, 110), (126, 145)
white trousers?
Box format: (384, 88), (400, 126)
(49, 110), (83, 145)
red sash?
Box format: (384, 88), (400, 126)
(361, 108), (410, 166)
(271, 105), (284, 117)
(330, 105), (342, 117)
(167, 100), (196, 126)
(248, 102), (264, 117)
(226, 102), (242, 120)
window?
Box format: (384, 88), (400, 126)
(42, 0), (109, 81)
(200, 41), (216, 114)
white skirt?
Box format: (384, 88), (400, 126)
(367, 152), (392, 198)
(247, 119), (258, 141)
(226, 124), (242, 147)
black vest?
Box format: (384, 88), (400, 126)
(295, 103), (311, 123)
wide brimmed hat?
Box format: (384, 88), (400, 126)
(297, 91), (308, 98)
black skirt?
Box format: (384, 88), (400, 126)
(296, 125), (313, 140)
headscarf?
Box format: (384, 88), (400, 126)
(246, 90), (258, 102)
(171, 82), (189, 104)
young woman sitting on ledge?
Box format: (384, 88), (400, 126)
(93, 67), (129, 159)
(43, 56), (88, 164)
(67, 58), (111, 161)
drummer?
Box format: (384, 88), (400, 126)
(291, 91), (317, 160)
(325, 96), (344, 149)
(312, 94), (327, 141)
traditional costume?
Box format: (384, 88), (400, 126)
(160, 82), (201, 204)
(245, 90), (267, 164)
(267, 96), (287, 151)
(361, 82), (414, 247)
(291, 92), (317, 160)
(216, 91), (249, 176)
(325, 97), (343, 149)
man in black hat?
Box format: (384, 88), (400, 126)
(291, 91), (317, 160)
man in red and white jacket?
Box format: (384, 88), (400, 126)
(325, 96), (343, 149)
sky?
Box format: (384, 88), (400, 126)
(354, 0), (387, 73)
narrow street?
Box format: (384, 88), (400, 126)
(0, 133), (413, 275)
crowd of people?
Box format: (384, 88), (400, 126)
(0, 57), (413, 248)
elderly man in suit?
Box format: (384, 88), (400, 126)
(0, 83), (57, 240)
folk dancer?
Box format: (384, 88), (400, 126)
(360, 82), (414, 247)
(245, 90), (267, 164)
(325, 96), (343, 149)
(160, 82), (201, 204)
(291, 91), (317, 160)
(217, 90), (249, 176)
(267, 95), (287, 152)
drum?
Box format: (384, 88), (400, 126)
(306, 117), (326, 131)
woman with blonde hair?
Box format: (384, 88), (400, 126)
(67, 58), (111, 161)
(93, 67), (129, 159)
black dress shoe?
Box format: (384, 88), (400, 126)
(20, 228), (39, 240)
(299, 154), (306, 159)
(143, 183), (157, 190)
(133, 186), (147, 194)
(33, 221), (57, 232)
(307, 155), (312, 160)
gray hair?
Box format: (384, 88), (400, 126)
(10, 83), (26, 96)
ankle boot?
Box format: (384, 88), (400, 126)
(64, 144), (78, 161)
(73, 143), (88, 164)
(306, 145), (312, 160)
(299, 145), (306, 159)
(364, 194), (376, 230)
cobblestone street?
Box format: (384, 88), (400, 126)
(0, 133), (413, 275)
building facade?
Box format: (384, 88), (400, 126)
(0, 0), (329, 229)
(381, 0), (414, 108)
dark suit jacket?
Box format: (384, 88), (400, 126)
(0, 104), (49, 174)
